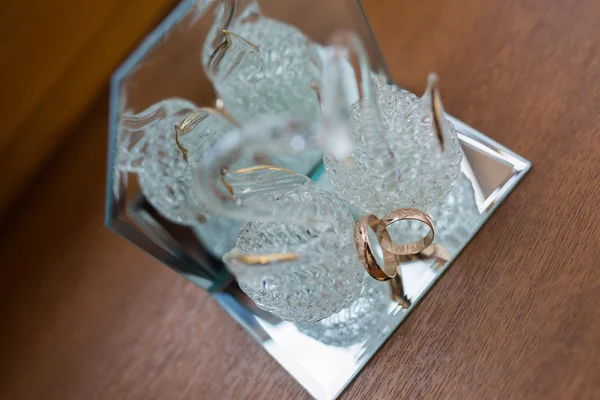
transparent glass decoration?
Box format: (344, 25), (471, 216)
(192, 115), (363, 322)
(116, 98), (242, 256)
(202, 0), (320, 124)
(106, 1), (533, 396)
(318, 32), (463, 216)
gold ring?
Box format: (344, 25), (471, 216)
(376, 208), (434, 255)
(354, 214), (399, 281)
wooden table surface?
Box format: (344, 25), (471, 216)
(1, 0), (599, 399)
(0, 0), (180, 216)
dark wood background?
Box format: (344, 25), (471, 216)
(1, 0), (599, 399)
(0, 0), (181, 216)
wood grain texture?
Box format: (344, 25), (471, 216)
(0, 0), (599, 399)
(0, 0), (180, 217)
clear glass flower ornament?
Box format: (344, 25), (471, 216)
(192, 116), (363, 322)
(202, 0), (320, 124)
(319, 32), (463, 216)
(116, 98), (241, 256)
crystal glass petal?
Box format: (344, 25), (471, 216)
(319, 34), (463, 215)
(105, 1), (531, 397)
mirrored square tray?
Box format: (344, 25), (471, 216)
(105, 0), (531, 398)
(109, 114), (529, 400)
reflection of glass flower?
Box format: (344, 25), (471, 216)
(203, 1), (319, 125)
(117, 99), (242, 257)
(296, 276), (388, 347)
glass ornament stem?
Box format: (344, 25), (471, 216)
(421, 73), (453, 152)
(321, 31), (396, 179)
(117, 99), (198, 173)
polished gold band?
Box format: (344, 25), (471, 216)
(354, 214), (412, 308)
(376, 208), (435, 255)
(355, 208), (435, 309)
(354, 214), (398, 281)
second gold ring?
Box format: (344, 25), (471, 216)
(376, 208), (435, 256)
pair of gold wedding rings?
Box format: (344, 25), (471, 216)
(354, 208), (435, 308)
